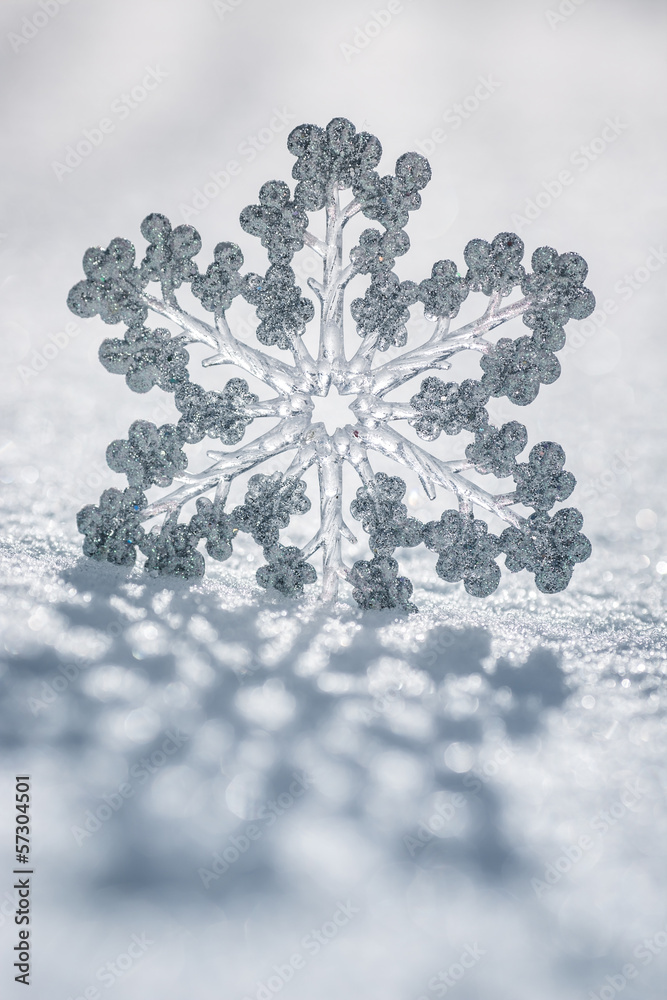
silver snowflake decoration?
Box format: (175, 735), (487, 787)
(69, 117), (594, 610)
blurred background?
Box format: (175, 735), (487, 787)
(1, 1), (666, 997)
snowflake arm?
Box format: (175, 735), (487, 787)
(315, 432), (350, 600)
(141, 290), (220, 350)
(127, 250), (309, 396)
(370, 296), (530, 396)
(316, 185), (352, 383)
(354, 423), (524, 527)
(204, 312), (314, 395)
(140, 415), (309, 522)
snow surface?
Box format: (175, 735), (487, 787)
(1, 1), (666, 997)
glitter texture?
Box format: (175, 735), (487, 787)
(68, 116), (594, 607)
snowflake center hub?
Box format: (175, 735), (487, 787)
(309, 386), (354, 436)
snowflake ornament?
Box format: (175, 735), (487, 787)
(69, 116), (593, 609)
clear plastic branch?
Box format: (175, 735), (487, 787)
(355, 423), (524, 527)
(141, 416), (309, 521)
(371, 297), (530, 396)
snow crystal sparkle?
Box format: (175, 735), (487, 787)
(68, 116), (594, 609)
